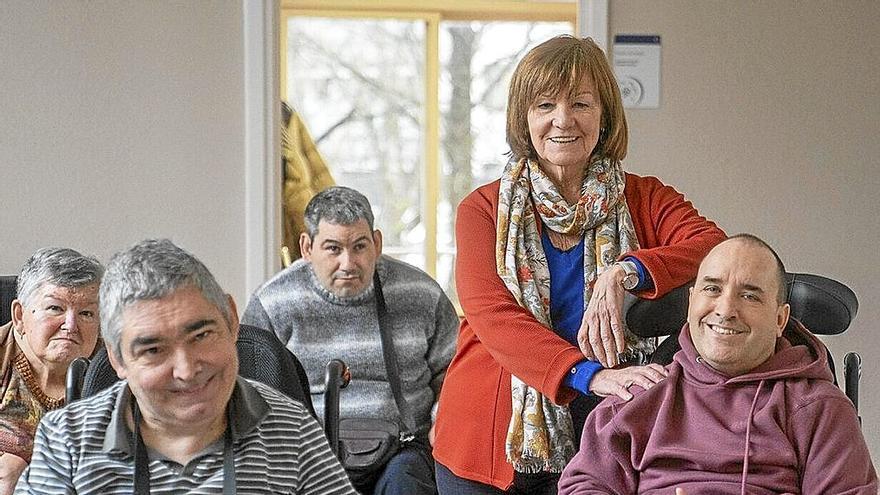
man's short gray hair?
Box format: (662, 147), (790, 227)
(17, 248), (104, 308)
(100, 239), (231, 360)
(304, 186), (375, 238)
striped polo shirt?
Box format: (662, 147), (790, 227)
(14, 378), (356, 494)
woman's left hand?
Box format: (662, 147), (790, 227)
(577, 264), (627, 367)
(589, 364), (668, 401)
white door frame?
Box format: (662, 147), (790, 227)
(580, 0), (609, 51)
(243, 0), (281, 296)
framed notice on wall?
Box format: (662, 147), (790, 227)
(613, 34), (661, 109)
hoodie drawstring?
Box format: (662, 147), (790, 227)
(741, 379), (765, 495)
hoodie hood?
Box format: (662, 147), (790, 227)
(675, 320), (838, 493)
(675, 319), (834, 386)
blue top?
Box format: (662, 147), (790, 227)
(540, 229), (653, 395)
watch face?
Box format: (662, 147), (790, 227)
(623, 273), (639, 290)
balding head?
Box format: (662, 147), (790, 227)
(724, 234), (788, 303)
(686, 235), (791, 376)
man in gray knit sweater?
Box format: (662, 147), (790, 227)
(242, 186), (458, 495)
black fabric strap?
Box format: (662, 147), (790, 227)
(222, 418), (235, 495)
(132, 396), (236, 495)
(373, 270), (417, 437)
(131, 398), (150, 495)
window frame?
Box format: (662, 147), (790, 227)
(279, 1), (581, 278)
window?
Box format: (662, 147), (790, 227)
(282, 1), (576, 302)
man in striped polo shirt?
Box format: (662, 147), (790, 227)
(15, 239), (356, 494)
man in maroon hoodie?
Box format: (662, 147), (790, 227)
(558, 234), (877, 494)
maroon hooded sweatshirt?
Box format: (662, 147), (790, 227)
(559, 321), (877, 494)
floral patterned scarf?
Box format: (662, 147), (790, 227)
(496, 156), (641, 473)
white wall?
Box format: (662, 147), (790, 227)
(609, 0), (880, 459)
(0, 1), (253, 303)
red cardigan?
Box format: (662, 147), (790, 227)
(432, 173), (727, 489)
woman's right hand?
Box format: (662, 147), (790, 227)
(588, 364), (667, 401)
(577, 264), (628, 367)
(0, 452), (27, 495)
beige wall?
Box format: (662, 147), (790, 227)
(609, 1), (880, 458)
(0, 1), (249, 302)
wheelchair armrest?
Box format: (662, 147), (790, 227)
(324, 359), (350, 458)
(844, 352), (861, 414)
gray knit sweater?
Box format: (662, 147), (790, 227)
(241, 255), (459, 433)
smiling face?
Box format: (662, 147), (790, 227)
(108, 285), (239, 435)
(527, 77), (602, 174)
(12, 283), (100, 371)
(687, 239), (791, 376)
(300, 219), (382, 298)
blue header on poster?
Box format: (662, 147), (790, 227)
(614, 35), (661, 45)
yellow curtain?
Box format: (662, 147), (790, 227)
(282, 102), (335, 262)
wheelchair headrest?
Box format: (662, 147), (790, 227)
(785, 273), (858, 335)
(626, 272), (858, 338)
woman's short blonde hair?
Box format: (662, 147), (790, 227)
(506, 35), (628, 163)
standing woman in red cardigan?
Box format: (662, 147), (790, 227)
(432, 35), (726, 494)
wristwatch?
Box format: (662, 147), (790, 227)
(614, 260), (640, 291)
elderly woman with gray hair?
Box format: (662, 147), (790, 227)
(0, 248), (103, 493)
